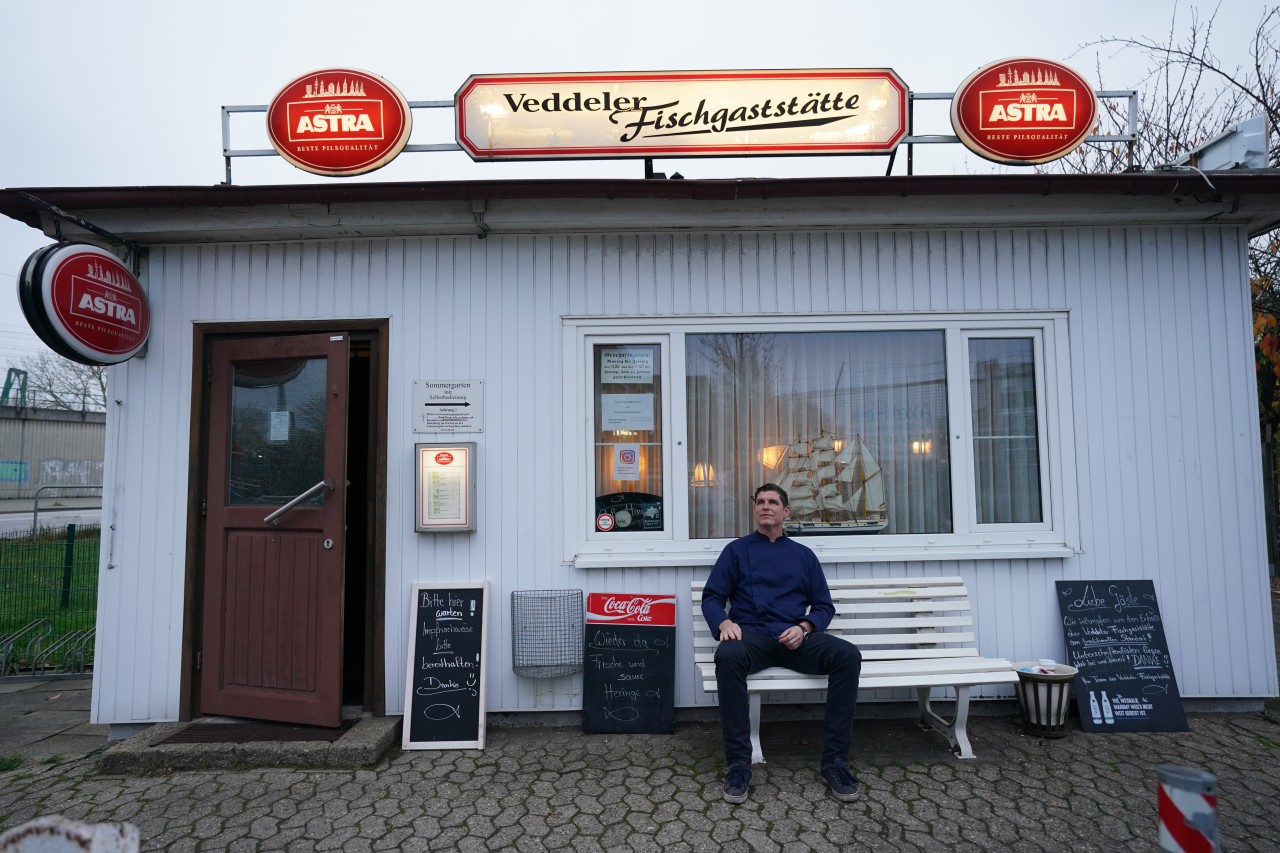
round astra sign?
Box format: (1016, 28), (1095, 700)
(23, 243), (151, 365)
(16, 244), (76, 361)
(951, 57), (1097, 165)
(266, 68), (412, 177)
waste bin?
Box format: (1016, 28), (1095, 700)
(1013, 660), (1078, 737)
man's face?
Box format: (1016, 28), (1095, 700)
(753, 490), (790, 529)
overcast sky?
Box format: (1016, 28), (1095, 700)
(2, 1), (1274, 370)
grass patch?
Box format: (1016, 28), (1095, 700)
(0, 755), (24, 772)
(0, 525), (100, 639)
(38, 753), (66, 765)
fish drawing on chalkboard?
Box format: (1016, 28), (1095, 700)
(604, 707), (640, 722)
(424, 704), (462, 720)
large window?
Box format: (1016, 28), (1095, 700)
(570, 314), (1074, 566)
(686, 331), (950, 539)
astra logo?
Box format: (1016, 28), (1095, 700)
(987, 101), (1069, 123)
(77, 292), (137, 325)
(295, 111), (377, 133)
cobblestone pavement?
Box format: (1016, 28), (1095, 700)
(2, 706), (1279, 852)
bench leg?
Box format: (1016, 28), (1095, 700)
(749, 693), (765, 764)
(916, 685), (976, 759)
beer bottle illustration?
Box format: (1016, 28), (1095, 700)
(1089, 691), (1102, 725)
(1101, 691), (1115, 725)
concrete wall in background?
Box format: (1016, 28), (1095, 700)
(0, 405), (105, 499)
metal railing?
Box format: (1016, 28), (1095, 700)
(32, 484), (103, 535)
(221, 90), (1140, 182)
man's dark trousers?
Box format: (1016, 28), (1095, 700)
(714, 631), (862, 768)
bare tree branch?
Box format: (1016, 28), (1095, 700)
(18, 352), (107, 412)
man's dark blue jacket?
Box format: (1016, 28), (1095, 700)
(701, 531), (835, 639)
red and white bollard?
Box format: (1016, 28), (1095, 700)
(1157, 765), (1220, 852)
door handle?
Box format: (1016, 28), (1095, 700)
(264, 479), (333, 525)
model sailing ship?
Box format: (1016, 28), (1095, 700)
(777, 433), (888, 534)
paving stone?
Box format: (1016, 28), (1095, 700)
(2, 682), (1280, 851)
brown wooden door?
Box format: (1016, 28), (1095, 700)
(200, 333), (349, 726)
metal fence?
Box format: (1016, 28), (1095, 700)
(0, 523), (99, 676)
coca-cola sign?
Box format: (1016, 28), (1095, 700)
(266, 67), (413, 177)
(951, 57), (1097, 165)
(586, 593), (675, 626)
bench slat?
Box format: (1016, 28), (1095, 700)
(692, 576), (967, 592)
(693, 583), (969, 595)
(693, 617), (974, 633)
(695, 647), (982, 664)
(696, 640), (983, 653)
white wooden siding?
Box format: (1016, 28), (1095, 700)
(90, 225), (1277, 724)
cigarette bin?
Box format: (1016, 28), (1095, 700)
(1013, 660), (1078, 737)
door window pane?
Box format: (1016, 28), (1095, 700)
(686, 332), (950, 538)
(228, 357), (328, 506)
(593, 344), (664, 532)
(969, 338), (1042, 523)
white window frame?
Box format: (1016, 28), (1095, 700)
(955, 327), (1053, 534)
(583, 335), (675, 544)
(563, 312), (1078, 567)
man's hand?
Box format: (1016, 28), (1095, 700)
(779, 625), (806, 650)
(718, 619), (743, 641)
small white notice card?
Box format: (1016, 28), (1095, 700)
(601, 394), (654, 431)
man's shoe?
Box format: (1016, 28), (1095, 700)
(820, 763), (861, 802)
(722, 765), (751, 803)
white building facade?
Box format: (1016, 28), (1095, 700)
(2, 172), (1277, 730)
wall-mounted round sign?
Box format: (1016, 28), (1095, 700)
(17, 244), (74, 361)
(951, 58), (1097, 165)
(17, 242), (150, 365)
(266, 68), (413, 177)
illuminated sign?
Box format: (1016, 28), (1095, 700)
(18, 242), (150, 365)
(267, 67), (412, 177)
(951, 58), (1097, 165)
(455, 69), (908, 160)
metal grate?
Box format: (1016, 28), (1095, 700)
(511, 589), (584, 678)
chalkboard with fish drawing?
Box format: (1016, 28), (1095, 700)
(582, 593), (676, 734)
(402, 581), (490, 749)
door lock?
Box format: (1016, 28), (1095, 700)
(323, 538), (334, 550)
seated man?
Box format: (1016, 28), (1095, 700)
(700, 483), (863, 803)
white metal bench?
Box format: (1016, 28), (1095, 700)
(692, 575), (1018, 761)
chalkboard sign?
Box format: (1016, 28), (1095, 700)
(1056, 580), (1187, 733)
(582, 593), (676, 734)
(402, 581), (490, 749)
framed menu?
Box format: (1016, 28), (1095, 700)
(415, 443), (476, 533)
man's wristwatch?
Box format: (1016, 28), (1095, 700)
(799, 625), (810, 641)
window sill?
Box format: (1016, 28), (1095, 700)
(572, 539), (1080, 568)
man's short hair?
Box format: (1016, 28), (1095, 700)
(754, 483), (790, 507)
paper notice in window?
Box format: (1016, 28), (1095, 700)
(269, 411), (290, 442)
(600, 349), (654, 384)
(601, 394), (654, 431)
